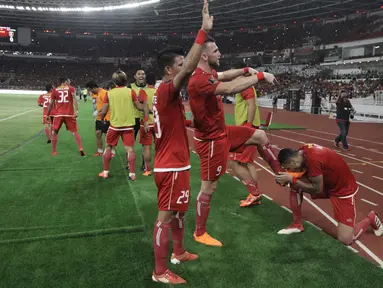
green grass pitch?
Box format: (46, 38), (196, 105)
(0, 93), (382, 287)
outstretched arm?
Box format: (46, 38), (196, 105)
(217, 67), (258, 82)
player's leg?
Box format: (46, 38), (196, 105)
(194, 138), (226, 247)
(139, 126), (152, 176)
(65, 117), (85, 156)
(51, 117), (64, 155)
(93, 120), (103, 156)
(99, 128), (119, 178)
(122, 130), (136, 181)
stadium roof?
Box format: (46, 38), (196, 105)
(1, 0), (382, 34)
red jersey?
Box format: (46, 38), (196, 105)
(153, 80), (190, 172)
(300, 144), (358, 197)
(188, 67), (225, 140)
(37, 92), (52, 117)
(51, 85), (76, 117)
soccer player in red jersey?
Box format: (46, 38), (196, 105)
(47, 78), (85, 156)
(188, 37), (281, 247)
(37, 84), (54, 143)
(275, 144), (383, 245)
(151, 1), (213, 284)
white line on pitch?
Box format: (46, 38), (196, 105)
(307, 129), (383, 146)
(306, 221), (322, 231)
(347, 246), (359, 253)
(0, 108), (39, 122)
(348, 153), (356, 156)
(253, 159), (383, 267)
(233, 176), (240, 182)
(352, 169), (363, 174)
(361, 199), (378, 207)
(362, 157), (373, 161)
(281, 206), (292, 213)
(262, 194), (273, 201)
(373, 176), (383, 181)
(256, 168), (262, 172)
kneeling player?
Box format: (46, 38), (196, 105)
(275, 144), (383, 245)
(37, 84), (54, 143)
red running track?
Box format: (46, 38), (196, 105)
(184, 102), (383, 267)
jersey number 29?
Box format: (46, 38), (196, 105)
(153, 105), (162, 139)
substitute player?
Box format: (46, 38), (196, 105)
(37, 84), (54, 143)
(98, 70), (149, 181)
(47, 78), (85, 156)
(138, 74), (156, 176)
(275, 144), (383, 245)
(151, 1), (213, 284)
(229, 81), (263, 207)
(188, 37), (281, 247)
(85, 80), (114, 157)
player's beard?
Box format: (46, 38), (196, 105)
(208, 59), (219, 70)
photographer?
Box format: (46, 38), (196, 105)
(334, 90), (355, 151)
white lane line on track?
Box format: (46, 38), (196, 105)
(373, 176), (383, 181)
(347, 246), (359, 253)
(0, 108), (39, 122)
(306, 221), (323, 231)
(362, 157), (373, 161)
(280, 130), (383, 156)
(262, 194), (273, 201)
(357, 182), (383, 197)
(307, 129), (383, 146)
(361, 199), (378, 207)
(352, 169), (363, 174)
(253, 160), (383, 268)
(281, 206), (292, 213)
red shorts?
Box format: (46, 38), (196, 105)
(155, 170), (191, 212)
(330, 188), (358, 227)
(194, 125), (255, 181)
(139, 125), (154, 145)
(106, 127), (134, 147)
(53, 116), (77, 132)
(228, 146), (257, 164)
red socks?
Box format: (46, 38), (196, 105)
(153, 220), (171, 275)
(171, 212), (185, 256)
(72, 132), (83, 151)
(353, 217), (372, 241)
(145, 160), (152, 172)
(195, 192), (212, 236)
(127, 152), (136, 173)
(103, 149), (112, 171)
(51, 134), (58, 153)
(290, 189), (303, 225)
(257, 142), (282, 174)
(243, 180), (260, 196)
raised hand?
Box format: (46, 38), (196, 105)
(263, 72), (278, 85)
(201, 0), (214, 33)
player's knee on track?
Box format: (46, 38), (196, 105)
(246, 130), (268, 146)
(337, 223), (354, 245)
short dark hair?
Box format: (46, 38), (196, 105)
(45, 84), (53, 92)
(85, 80), (99, 89)
(135, 68), (145, 74)
(112, 70), (128, 86)
(278, 148), (299, 164)
(204, 35), (216, 47)
(146, 73), (156, 86)
(157, 47), (185, 73)
(105, 81), (116, 90)
(59, 77), (68, 84)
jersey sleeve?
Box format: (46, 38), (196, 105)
(131, 89), (138, 102)
(103, 92), (109, 104)
(138, 90), (148, 103)
(50, 89), (57, 100)
(195, 74), (221, 97)
(37, 95), (43, 105)
(241, 87), (255, 100)
(69, 86), (76, 97)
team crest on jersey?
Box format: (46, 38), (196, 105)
(208, 77), (217, 85)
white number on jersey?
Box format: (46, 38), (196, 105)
(58, 90), (69, 103)
(176, 190), (190, 204)
(43, 97), (50, 108)
(153, 105), (162, 139)
(216, 165), (222, 176)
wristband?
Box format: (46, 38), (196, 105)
(144, 116), (149, 122)
(244, 67), (249, 74)
(185, 119), (192, 127)
(195, 29), (208, 45)
(256, 72), (265, 81)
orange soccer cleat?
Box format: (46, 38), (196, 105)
(152, 269), (186, 284)
(142, 170), (152, 176)
(193, 232), (222, 247)
(240, 194), (262, 207)
(93, 152), (102, 157)
(98, 171), (109, 179)
(170, 251), (199, 265)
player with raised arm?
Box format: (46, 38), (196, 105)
(275, 144), (383, 245)
(47, 78), (85, 156)
(37, 84), (54, 143)
(151, 0), (213, 284)
(188, 37), (282, 247)
(98, 70), (149, 180)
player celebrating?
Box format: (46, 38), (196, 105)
(138, 74), (156, 176)
(229, 77), (263, 207)
(98, 70), (149, 180)
(275, 144), (383, 245)
(47, 78), (85, 156)
(188, 37), (281, 247)
(151, 0), (213, 284)
(37, 84), (54, 143)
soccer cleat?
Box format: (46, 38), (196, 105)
(152, 269), (186, 284)
(193, 232), (222, 247)
(278, 223), (304, 235)
(240, 194), (262, 207)
(98, 171), (109, 179)
(52, 152), (57, 156)
(170, 251), (199, 265)
(334, 141), (339, 148)
(47, 139), (51, 144)
(80, 150), (86, 157)
(129, 173), (136, 181)
(343, 147), (352, 152)
(143, 171), (152, 176)
(368, 211), (383, 237)
(126, 164), (130, 171)
(93, 152), (102, 157)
